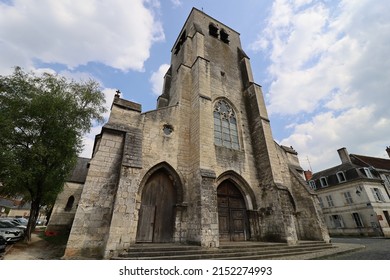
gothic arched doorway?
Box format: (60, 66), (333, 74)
(217, 180), (249, 241)
(136, 170), (177, 242)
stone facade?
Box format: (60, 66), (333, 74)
(64, 8), (329, 259)
(46, 157), (89, 233)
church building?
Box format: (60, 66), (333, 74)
(64, 8), (329, 259)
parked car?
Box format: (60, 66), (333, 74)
(0, 234), (6, 253)
(0, 217), (28, 229)
(11, 217), (28, 226)
(0, 218), (27, 231)
(0, 220), (24, 243)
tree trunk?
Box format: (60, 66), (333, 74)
(25, 199), (41, 242)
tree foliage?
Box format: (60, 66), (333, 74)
(0, 67), (106, 241)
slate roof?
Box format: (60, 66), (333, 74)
(0, 197), (15, 208)
(310, 152), (390, 190)
(311, 162), (368, 188)
(67, 157), (90, 184)
(351, 154), (390, 170)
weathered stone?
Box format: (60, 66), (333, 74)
(60, 8), (329, 259)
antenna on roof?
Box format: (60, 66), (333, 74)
(306, 156), (313, 171)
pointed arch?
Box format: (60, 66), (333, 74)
(138, 162), (184, 204)
(213, 98), (240, 149)
(136, 162), (184, 243)
(64, 195), (75, 212)
(216, 170), (257, 210)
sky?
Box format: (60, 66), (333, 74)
(1, 0), (389, 172)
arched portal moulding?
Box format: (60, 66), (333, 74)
(137, 161), (185, 205)
(215, 170), (257, 210)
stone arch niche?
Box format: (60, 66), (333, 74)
(64, 195), (75, 212)
(136, 162), (184, 243)
(216, 172), (256, 242)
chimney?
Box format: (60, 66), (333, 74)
(386, 146), (390, 158)
(304, 170), (313, 181)
(337, 147), (351, 164)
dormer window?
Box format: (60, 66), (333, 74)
(362, 167), (373, 178)
(320, 177), (328, 187)
(336, 171), (346, 183)
(309, 180), (317, 190)
(209, 23), (218, 38)
(220, 29), (229, 44)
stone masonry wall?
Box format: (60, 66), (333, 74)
(64, 130), (124, 258)
(46, 182), (83, 233)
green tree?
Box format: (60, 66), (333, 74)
(0, 67), (106, 241)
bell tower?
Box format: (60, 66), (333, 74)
(158, 7), (285, 191)
(64, 7), (330, 259)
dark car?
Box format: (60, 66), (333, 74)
(0, 234), (6, 253)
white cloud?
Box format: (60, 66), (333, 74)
(253, 0), (390, 171)
(171, 0), (182, 7)
(0, 0), (164, 74)
(150, 63), (170, 96)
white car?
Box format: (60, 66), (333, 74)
(0, 220), (24, 243)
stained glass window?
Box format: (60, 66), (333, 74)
(213, 100), (239, 149)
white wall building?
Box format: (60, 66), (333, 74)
(308, 148), (390, 237)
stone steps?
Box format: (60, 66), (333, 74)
(113, 241), (334, 260)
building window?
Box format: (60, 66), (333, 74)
(371, 188), (385, 202)
(325, 195), (334, 207)
(362, 167), (373, 178)
(320, 177), (328, 187)
(331, 215), (345, 228)
(309, 180), (317, 190)
(343, 191), (353, 204)
(213, 99), (239, 149)
(383, 211), (390, 227)
(336, 171), (346, 183)
(65, 195), (75, 212)
(385, 174), (390, 184)
(352, 212), (364, 228)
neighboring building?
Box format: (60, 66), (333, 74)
(0, 196), (46, 221)
(64, 8), (329, 259)
(45, 157), (89, 234)
(308, 147), (390, 238)
(0, 197), (14, 217)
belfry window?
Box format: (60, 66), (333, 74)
(209, 23), (219, 38)
(220, 29), (229, 44)
(174, 30), (186, 55)
(213, 99), (239, 149)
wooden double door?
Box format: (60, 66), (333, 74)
(218, 181), (249, 241)
(136, 171), (177, 243)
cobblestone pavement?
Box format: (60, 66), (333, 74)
(318, 237), (390, 260)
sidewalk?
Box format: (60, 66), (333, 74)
(2, 232), (66, 260)
(1, 234), (365, 260)
(270, 242), (365, 260)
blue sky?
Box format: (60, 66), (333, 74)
(1, 0), (390, 172)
